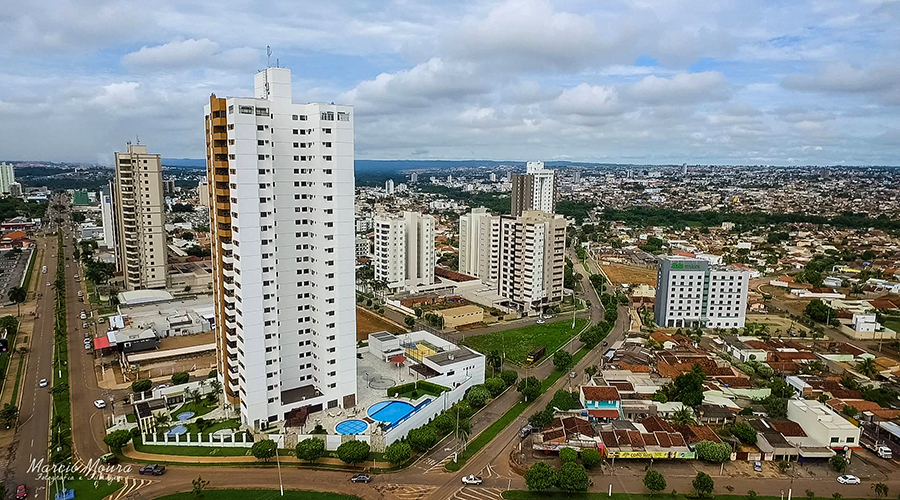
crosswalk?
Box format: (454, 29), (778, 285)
(374, 484), (437, 500)
(418, 454), (453, 474)
(71, 455), (155, 500)
(450, 487), (504, 500)
(112, 477), (155, 500)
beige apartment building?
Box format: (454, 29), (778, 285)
(113, 142), (167, 290)
(497, 210), (567, 314)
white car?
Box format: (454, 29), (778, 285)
(461, 475), (483, 485)
(837, 475), (860, 485)
(536, 319), (546, 324)
(39, 379), (48, 388)
(93, 399), (107, 409)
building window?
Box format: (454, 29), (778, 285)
(321, 111), (335, 121)
(239, 106), (253, 114)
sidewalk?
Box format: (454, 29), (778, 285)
(121, 442), (392, 468)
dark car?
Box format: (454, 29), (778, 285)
(16, 485), (27, 499)
(350, 474), (371, 483)
(139, 464), (166, 476)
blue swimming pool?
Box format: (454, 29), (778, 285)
(368, 400), (416, 424)
(335, 419), (368, 435)
(167, 425), (187, 437)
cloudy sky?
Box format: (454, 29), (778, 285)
(1, 0), (898, 165)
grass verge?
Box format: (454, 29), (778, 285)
(56, 479), (123, 500)
(0, 331), (16, 399)
(9, 353), (25, 404)
(133, 437), (253, 457)
(503, 494), (872, 500)
(154, 490), (362, 500)
(22, 247), (38, 293)
(460, 318), (589, 365)
(50, 232), (72, 464)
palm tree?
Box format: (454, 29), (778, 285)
(486, 350), (502, 376)
(7, 286), (26, 318)
(856, 358), (878, 379)
(669, 406), (696, 425)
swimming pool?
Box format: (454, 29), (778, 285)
(166, 425), (187, 437)
(335, 419), (369, 435)
(368, 400), (416, 425)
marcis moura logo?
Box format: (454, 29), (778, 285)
(28, 458), (133, 482)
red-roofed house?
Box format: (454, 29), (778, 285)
(580, 385), (621, 421)
(650, 331), (677, 350)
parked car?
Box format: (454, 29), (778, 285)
(80, 312), (87, 320)
(99, 453), (119, 465)
(753, 461), (762, 472)
(837, 475), (860, 485)
(139, 464), (166, 476)
(16, 485), (27, 499)
(519, 424), (533, 438)
(39, 379), (48, 388)
(461, 475), (483, 485)
(350, 474), (371, 483)
(93, 399), (106, 409)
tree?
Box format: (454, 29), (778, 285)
(731, 422), (758, 444)
(692, 471), (715, 498)
(829, 454), (848, 473)
(872, 483), (889, 498)
(485, 377), (506, 397)
(553, 350), (573, 371)
(856, 358), (878, 379)
(1, 404), (19, 428)
(103, 429), (132, 451)
(191, 476), (211, 500)
(669, 406), (695, 425)
(250, 439), (277, 462)
(671, 364), (706, 407)
(694, 440), (731, 463)
(172, 372), (190, 385)
(525, 462), (557, 491)
(404, 316), (415, 328)
(644, 469), (667, 495)
(500, 370), (518, 386)
(131, 379), (152, 393)
(7, 286), (26, 317)
(528, 409), (554, 430)
(559, 447), (578, 464)
(383, 441), (411, 466)
(208, 379), (223, 403)
(336, 440), (370, 465)
(841, 405), (858, 418)
(466, 386), (491, 409)
(557, 462), (590, 492)
(0, 315), (19, 336)
(407, 426), (437, 452)
(517, 376), (541, 402)
(805, 299), (833, 323)
(486, 350), (502, 376)
(581, 448), (602, 469)
(295, 438), (325, 463)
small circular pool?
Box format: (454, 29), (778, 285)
(335, 419), (369, 435)
(176, 411), (195, 421)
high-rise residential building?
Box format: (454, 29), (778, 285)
(0, 163), (15, 194)
(410, 172), (418, 183)
(511, 161), (557, 216)
(205, 67), (356, 428)
(8, 182), (22, 198)
(573, 170), (581, 183)
(162, 179), (176, 196)
(373, 211), (435, 293)
(490, 173), (497, 182)
(458, 208), (500, 283)
(654, 256), (750, 329)
(497, 210), (566, 313)
(100, 191), (115, 249)
(385, 179), (395, 195)
(113, 142), (167, 290)
(197, 179), (210, 207)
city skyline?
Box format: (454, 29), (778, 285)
(0, 1), (898, 166)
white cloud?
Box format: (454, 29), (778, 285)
(550, 84), (622, 116)
(628, 72), (731, 105)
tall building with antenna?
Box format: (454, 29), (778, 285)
(205, 66), (357, 428)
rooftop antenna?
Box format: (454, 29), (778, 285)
(266, 45), (272, 68)
(136, 135), (140, 145)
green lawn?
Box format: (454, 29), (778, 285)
(9, 353), (25, 404)
(153, 490), (362, 500)
(59, 479), (123, 500)
(0, 332), (15, 398)
(504, 494), (870, 500)
(184, 418), (241, 435)
(884, 318), (900, 334)
(461, 318), (588, 365)
(133, 437), (253, 457)
(172, 399), (218, 418)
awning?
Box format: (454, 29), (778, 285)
(93, 336), (111, 349)
(390, 354), (407, 364)
(588, 409), (621, 419)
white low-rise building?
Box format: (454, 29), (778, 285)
(787, 399), (860, 450)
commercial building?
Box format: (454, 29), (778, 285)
(787, 399), (860, 451)
(434, 305), (484, 329)
(205, 66), (357, 428)
(373, 211), (435, 293)
(511, 161), (557, 216)
(497, 210), (566, 313)
(654, 256), (750, 329)
(458, 207), (500, 283)
(0, 163), (15, 194)
(113, 142), (167, 290)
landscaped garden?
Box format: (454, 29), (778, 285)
(171, 398), (218, 419)
(153, 489), (362, 500)
(460, 317), (588, 365)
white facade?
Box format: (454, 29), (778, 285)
(0, 163), (15, 194)
(852, 313), (878, 334)
(654, 256), (750, 329)
(373, 211), (435, 292)
(197, 179), (210, 207)
(458, 207), (500, 282)
(385, 179), (395, 195)
(100, 192), (115, 249)
(787, 399), (860, 450)
(526, 161), (556, 214)
(206, 67), (357, 428)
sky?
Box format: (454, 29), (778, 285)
(0, 0), (898, 166)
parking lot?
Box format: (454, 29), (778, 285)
(0, 247), (33, 304)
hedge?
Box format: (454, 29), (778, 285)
(386, 381), (449, 397)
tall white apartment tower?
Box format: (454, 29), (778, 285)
(511, 161), (557, 216)
(0, 163), (16, 194)
(654, 256), (750, 329)
(113, 143), (167, 290)
(373, 211), (435, 293)
(458, 207), (500, 283)
(205, 67), (357, 428)
(385, 179), (395, 195)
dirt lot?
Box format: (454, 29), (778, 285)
(356, 306), (405, 341)
(601, 262), (658, 287)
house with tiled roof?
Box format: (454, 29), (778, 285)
(650, 331), (677, 350)
(531, 415), (602, 452)
(579, 385), (621, 421)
